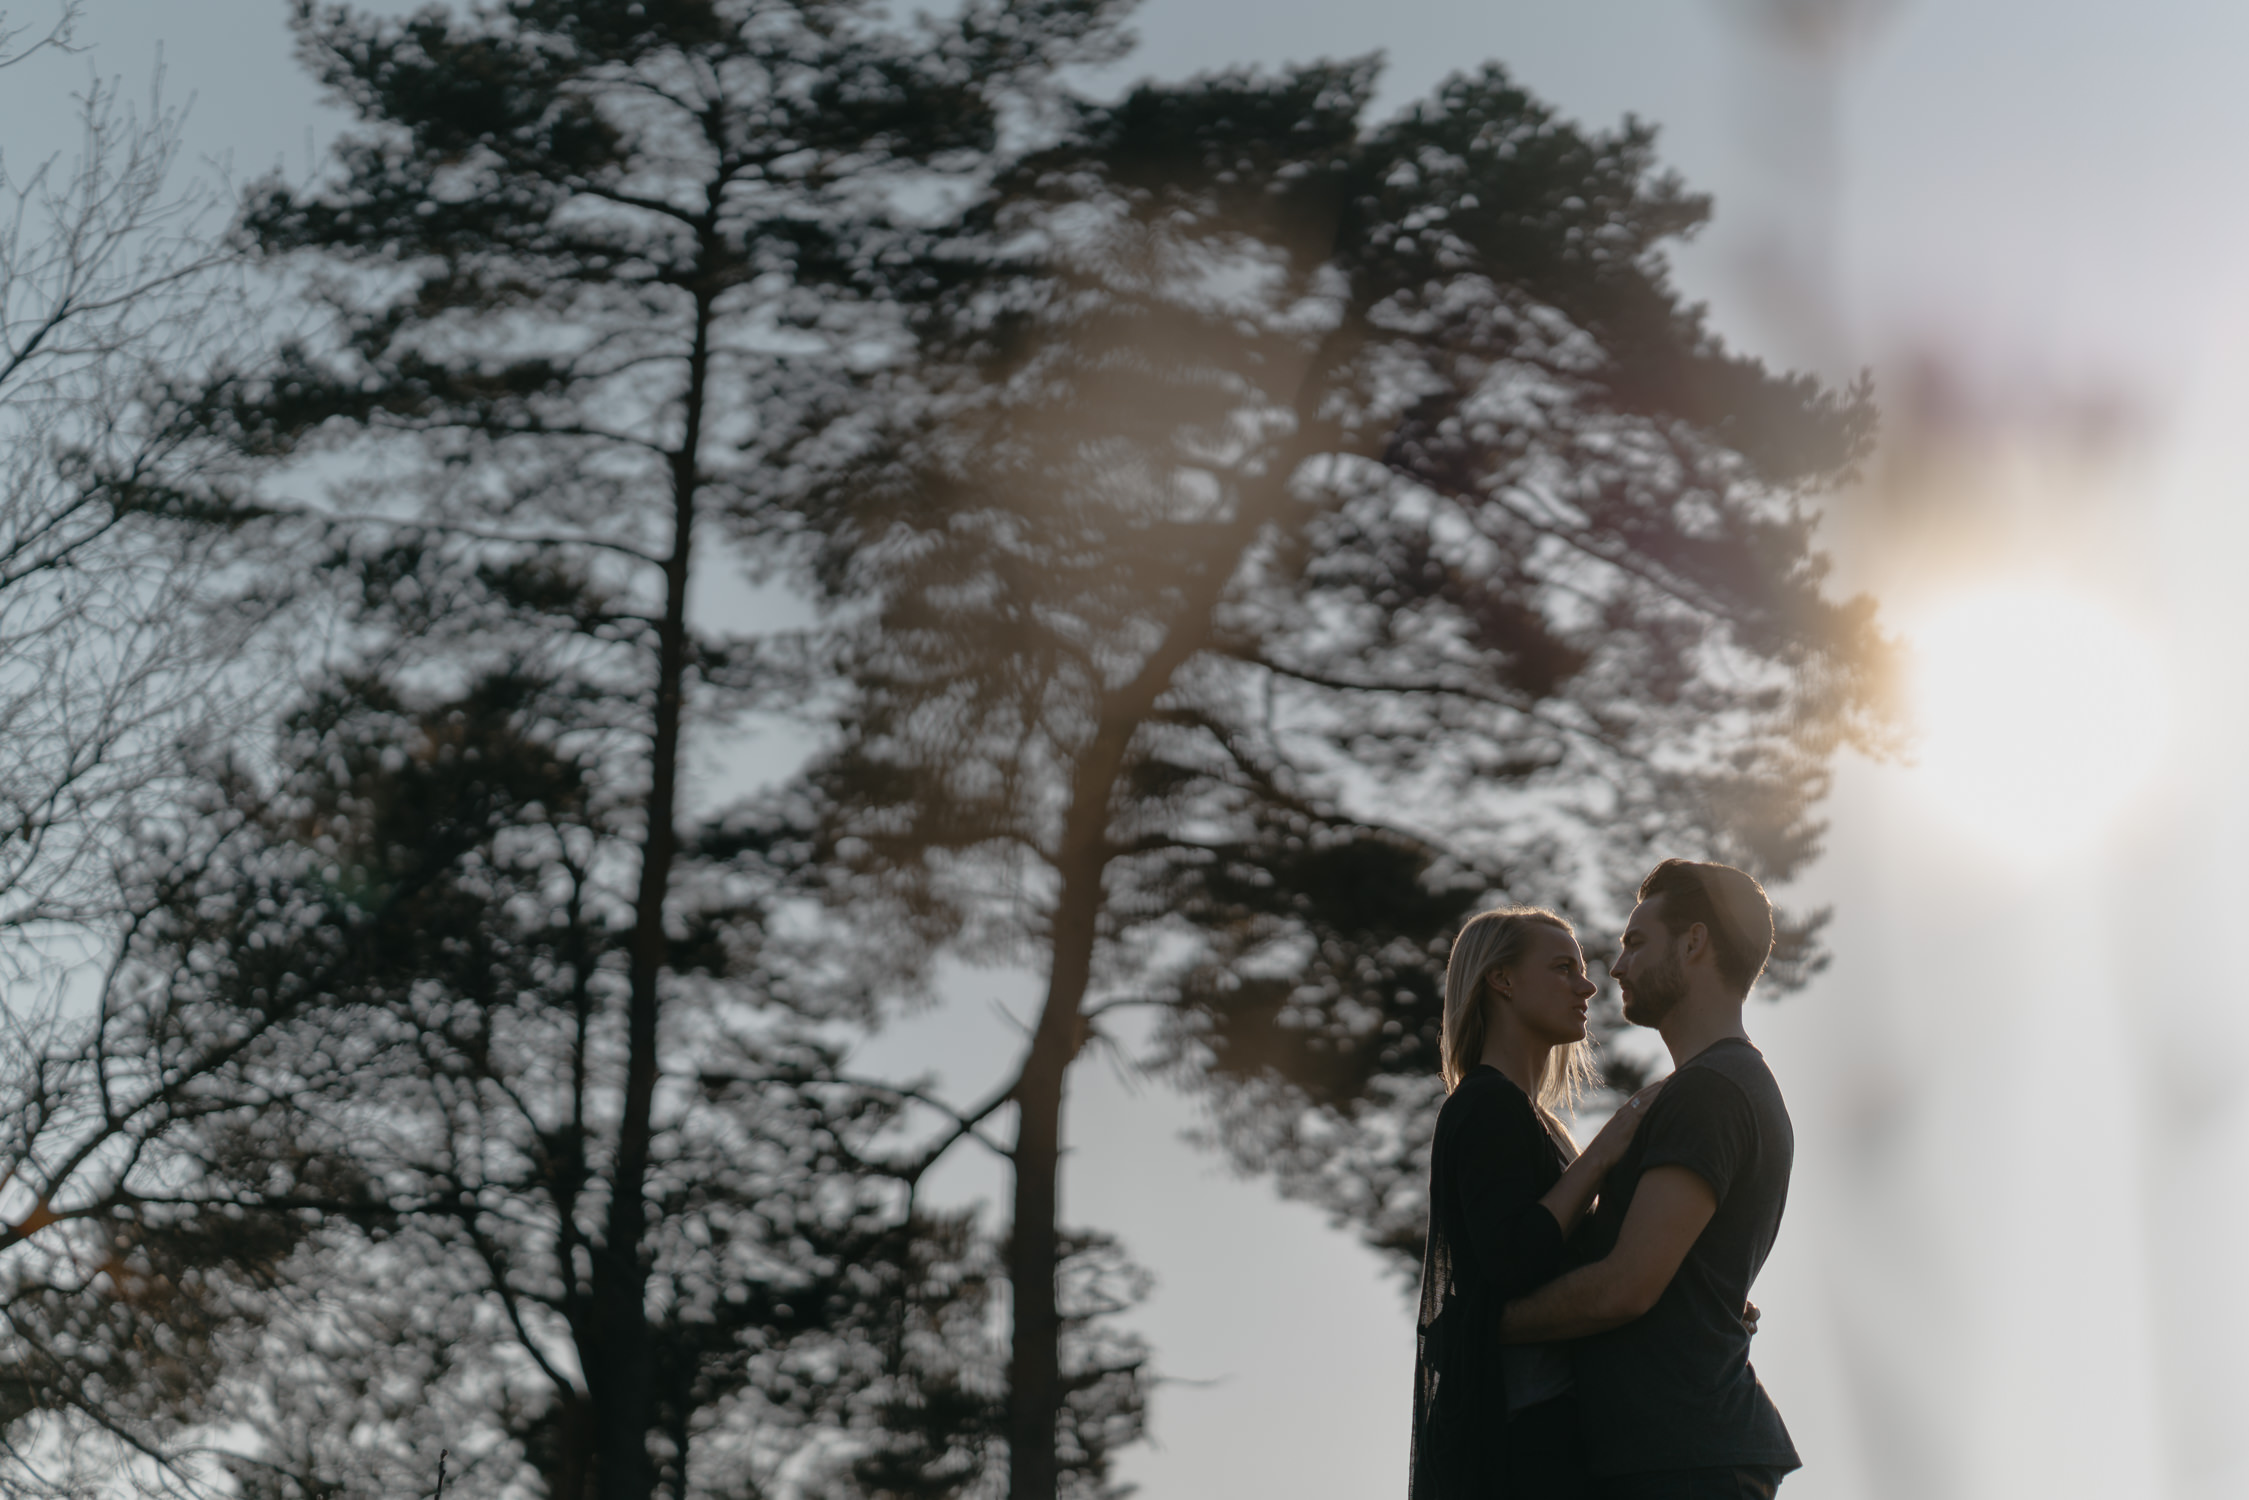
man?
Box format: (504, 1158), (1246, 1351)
(1499, 858), (1799, 1498)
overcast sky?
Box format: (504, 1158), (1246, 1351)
(10, 3), (2249, 1498)
(26, 0), (2249, 393)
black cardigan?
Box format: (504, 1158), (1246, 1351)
(1409, 1065), (1570, 1500)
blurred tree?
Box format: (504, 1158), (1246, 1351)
(0, 15), (298, 1494)
(0, 796), (325, 1500)
(0, 0), (252, 946)
(94, 674), (963, 1500)
(79, 671), (1147, 1500)
(123, 3), (1136, 1499)
(797, 58), (1892, 1499)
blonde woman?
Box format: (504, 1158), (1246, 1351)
(1409, 908), (1662, 1500)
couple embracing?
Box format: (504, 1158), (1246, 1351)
(1410, 858), (1798, 1500)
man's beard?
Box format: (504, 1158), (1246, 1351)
(1623, 946), (1688, 1027)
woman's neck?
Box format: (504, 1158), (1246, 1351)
(1478, 1020), (1551, 1105)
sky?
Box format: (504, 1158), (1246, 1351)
(10, 2), (2249, 1498)
(24, 0), (2249, 394)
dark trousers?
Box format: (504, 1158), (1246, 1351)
(1590, 1469), (1785, 1500)
(1502, 1395), (1591, 1499)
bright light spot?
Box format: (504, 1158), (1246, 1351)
(1908, 584), (2173, 857)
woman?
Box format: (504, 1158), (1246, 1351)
(1410, 907), (1659, 1500)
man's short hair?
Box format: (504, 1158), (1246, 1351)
(1638, 858), (1775, 998)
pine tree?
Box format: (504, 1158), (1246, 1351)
(135, 3), (1134, 1497)
(104, 673), (929, 1500)
(796, 59), (1891, 1500)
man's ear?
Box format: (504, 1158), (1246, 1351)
(1682, 921), (1712, 968)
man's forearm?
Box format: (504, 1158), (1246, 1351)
(1499, 1261), (1649, 1343)
(1504, 1165), (1716, 1342)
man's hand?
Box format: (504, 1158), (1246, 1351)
(1500, 1165), (1719, 1343)
(1742, 1301), (1760, 1336)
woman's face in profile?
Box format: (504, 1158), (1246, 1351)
(1495, 924), (1597, 1046)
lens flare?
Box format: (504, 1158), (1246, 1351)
(1906, 584), (2173, 857)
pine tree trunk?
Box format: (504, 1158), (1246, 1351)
(1004, 841), (1103, 1500)
(1002, 502), (1276, 1499)
(592, 282), (716, 1500)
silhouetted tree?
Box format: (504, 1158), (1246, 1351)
(0, 787), (328, 1500)
(0, 1), (252, 944)
(131, 3), (1135, 1499)
(93, 675), (931, 1500)
(836, 1219), (1146, 1500)
(797, 58), (1892, 1499)
(83, 670), (1145, 1500)
(0, 21), (298, 1494)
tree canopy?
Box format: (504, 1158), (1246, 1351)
(793, 55), (1890, 1497)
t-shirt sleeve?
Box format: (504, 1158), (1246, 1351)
(1448, 1084), (1566, 1300)
(1635, 1066), (1758, 1204)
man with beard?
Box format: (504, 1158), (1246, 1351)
(1498, 859), (1800, 1499)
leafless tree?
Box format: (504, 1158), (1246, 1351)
(0, 2), (262, 949)
(0, 3), (77, 72)
(0, 14), (282, 1494)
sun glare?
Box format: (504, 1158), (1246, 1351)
(1907, 584), (2173, 857)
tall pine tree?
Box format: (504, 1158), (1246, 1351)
(795, 59), (1891, 1500)
(138, 3), (1134, 1498)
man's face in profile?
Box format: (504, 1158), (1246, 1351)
(1612, 898), (1688, 1028)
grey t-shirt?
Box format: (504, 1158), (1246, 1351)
(1568, 1038), (1800, 1478)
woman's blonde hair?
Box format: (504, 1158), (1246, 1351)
(1440, 906), (1596, 1111)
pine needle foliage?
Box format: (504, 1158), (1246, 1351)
(119, 3), (1140, 1499)
(793, 57), (1894, 1498)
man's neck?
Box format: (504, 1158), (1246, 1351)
(1657, 991), (1749, 1069)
